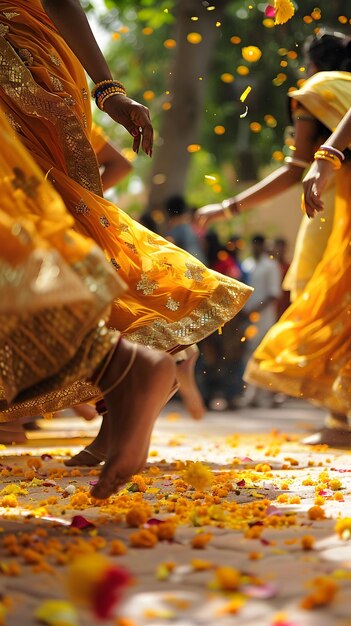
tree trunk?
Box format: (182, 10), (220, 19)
(147, 0), (225, 212)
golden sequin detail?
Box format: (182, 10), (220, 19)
(0, 23), (9, 36)
(117, 223), (130, 234)
(2, 12), (19, 19)
(184, 262), (206, 282)
(166, 296), (180, 311)
(5, 112), (21, 132)
(75, 199), (90, 215)
(100, 215), (110, 228)
(125, 242), (137, 254)
(50, 75), (64, 92)
(50, 54), (61, 67)
(136, 273), (158, 296)
(111, 258), (121, 271)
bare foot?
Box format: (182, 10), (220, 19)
(302, 428), (351, 448)
(176, 353), (205, 420)
(0, 423), (27, 445)
(72, 403), (99, 421)
(91, 340), (176, 500)
(64, 417), (108, 467)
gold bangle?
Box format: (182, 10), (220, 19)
(97, 89), (126, 111)
(91, 79), (126, 98)
(314, 152), (342, 170)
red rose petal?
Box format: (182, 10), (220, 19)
(265, 5), (276, 17)
(70, 515), (95, 530)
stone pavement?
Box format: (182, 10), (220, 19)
(1, 400), (351, 626)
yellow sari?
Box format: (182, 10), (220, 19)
(246, 71), (351, 415)
(0, 107), (125, 421)
(0, 1), (251, 352)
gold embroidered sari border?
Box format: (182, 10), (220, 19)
(125, 275), (253, 350)
(0, 36), (103, 196)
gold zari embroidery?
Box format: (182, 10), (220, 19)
(0, 37), (103, 196)
(136, 273), (158, 296)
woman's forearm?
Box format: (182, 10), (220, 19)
(226, 165), (303, 213)
(41, 0), (112, 83)
(322, 108), (351, 152)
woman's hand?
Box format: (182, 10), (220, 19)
(302, 159), (333, 218)
(103, 94), (153, 156)
(195, 203), (231, 228)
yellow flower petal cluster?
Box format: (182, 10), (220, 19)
(274, 0), (295, 25)
(182, 461), (213, 490)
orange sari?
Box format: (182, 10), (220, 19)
(0, 1), (251, 352)
(0, 107), (124, 420)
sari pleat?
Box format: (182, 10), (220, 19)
(0, 106), (124, 420)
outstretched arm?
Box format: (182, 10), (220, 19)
(41, 0), (153, 155)
(195, 113), (320, 227)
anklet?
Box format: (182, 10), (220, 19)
(99, 342), (138, 396)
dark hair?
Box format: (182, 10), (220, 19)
(166, 195), (188, 217)
(305, 31), (351, 72)
(205, 231), (222, 266)
(274, 237), (287, 246)
(251, 234), (265, 246)
(139, 212), (159, 233)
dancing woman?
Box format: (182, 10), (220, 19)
(0, 107), (177, 499)
(0, 1), (252, 458)
(197, 32), (351, 445)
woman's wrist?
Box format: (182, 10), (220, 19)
(221, 198), (238, 218)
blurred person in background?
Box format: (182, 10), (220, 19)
(272, 237), (291, 318)
(165, 195), (206, 263)
(240, 234), (281, 408)
(198, 232), (248, 410)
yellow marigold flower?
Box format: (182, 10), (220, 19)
(301, 535), (315, 550)
(307, 505), (326, 520)
(274, 0), (295, 25)
(214, 566), (240, 591)
(183, 462), (213, 490)
(330, 478), (342, 491)
(300, 575), (338, 610)
(129, 529), (158, 548)
(157, 522), (176, 541)
(126, 507), (148, 528)
(109, 540), (127, 556)
(335, 517), (351, 540)
(0, 494), (18, 508)
(241, 46), (262, 63)
(191, 532), (213, 549)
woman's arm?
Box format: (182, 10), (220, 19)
(42, 0), (112, 83)
(195, 114), (320, 227)
(98, 142), (132, 190)
(303, 108), (351, 217)
(41, 0), (153, 155)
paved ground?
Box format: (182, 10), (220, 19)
(1, 400), (351, 626)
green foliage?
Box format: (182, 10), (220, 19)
(89, 0), (351, 211)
